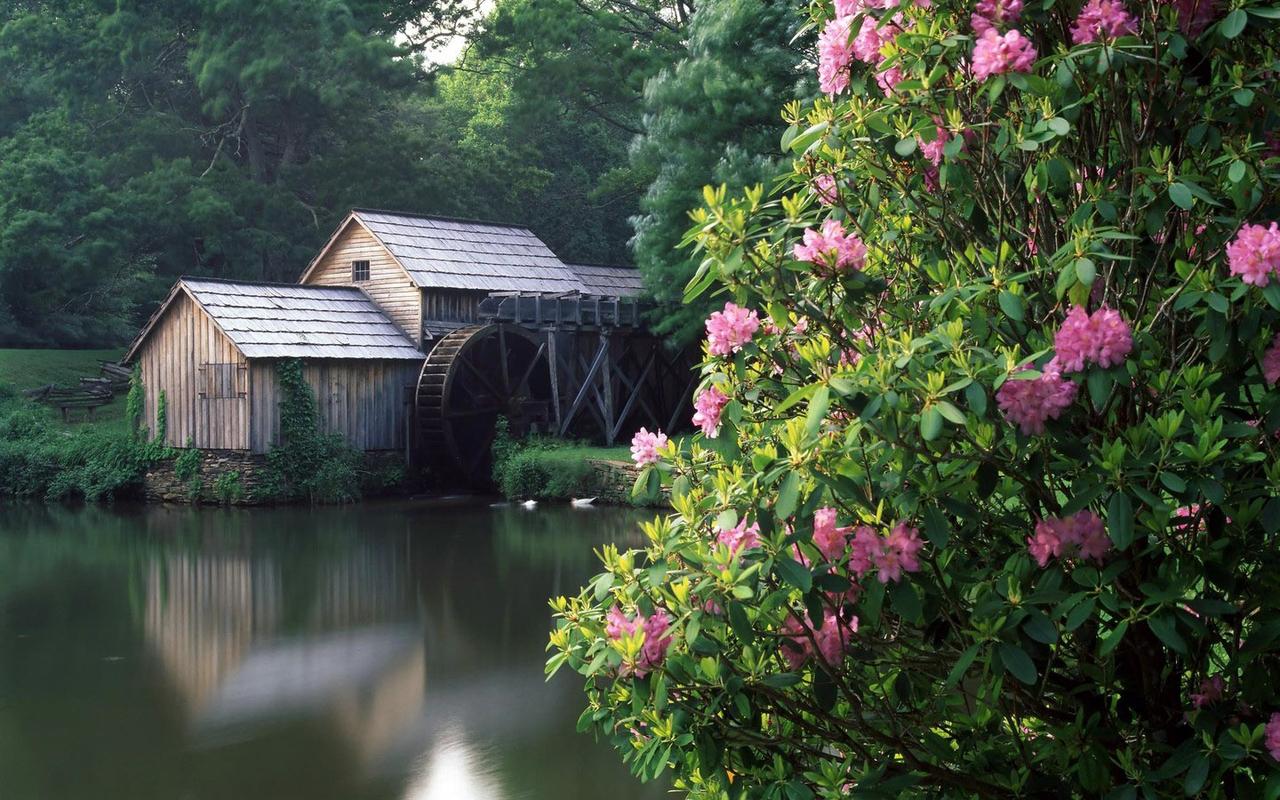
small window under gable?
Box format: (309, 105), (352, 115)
(199, 362), (246, 399)
(352, 259), (371, 282)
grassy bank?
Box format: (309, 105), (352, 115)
(0, 348), (127, 429)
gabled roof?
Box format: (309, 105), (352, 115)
(125, 278), (424, 362)
(564, 263), (645, 297)
(301, 209), (586, 294)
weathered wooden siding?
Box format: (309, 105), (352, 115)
(304, 223), (422, 343)
(421, 288), (485, 323)
(136, 293), (249, 449)
(248, 360), (421, 454)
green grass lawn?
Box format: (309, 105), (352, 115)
(0, 348), (128, 428)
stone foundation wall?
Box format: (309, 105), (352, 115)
(144, 449), (407, 505)
(587, 459), (669, 507)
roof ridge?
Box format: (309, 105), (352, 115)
(565, 261), (640, 271)
(181, 275), (361, 291)
(352, 207), (535, 230)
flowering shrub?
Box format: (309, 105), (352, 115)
(550, 0), (1280, 796)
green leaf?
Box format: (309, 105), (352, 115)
(788, 121), (828, 153)
(1168, 182), (1194, 210)
(1099, 619), (1129, 656)
(728, 601), (754, 644)
(945, 644), (979, 688)
(1261, 497), (1280, 534)
(1087, 369), (1112, 411)
(1148, 613), (1187, 654)
(1023, 610), (1058, 644)
(1064, 597), (1096, 631)
(891, 581), (921, 622)
(1228, 160), (1247, 184)
(1107, 491), (1135, 550)
(716, 508), (739, 531)
(775, 383), (819, 415)
(965, 381), (988, 416)
(1184, 756), (1210, 795)
(761, 672), (802, 688)
(1047, 117), (1070, 136)
(775, 555), (812, 593)
(998, 643), (1037, 684)
(922, 505), (949, 549)
(998, 290), (1025, 321)
(894, 137), (918, 156)
(805, 385), (831, 439)
(936, 400), (967, 425)
(776, 471), (801, 519)
(1220, 8), (1247, 37)
(920, 406), (943, 441)
(1075, 257), (1097, 286)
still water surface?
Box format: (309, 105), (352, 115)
(0, 500), (666, 800)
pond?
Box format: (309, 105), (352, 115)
(0, 500), (667, 800)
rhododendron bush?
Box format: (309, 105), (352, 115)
(549, 0), (1280, 795)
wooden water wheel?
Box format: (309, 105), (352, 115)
(414, 324), (554, 484)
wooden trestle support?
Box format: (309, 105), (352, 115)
(413, 293), (694, 485)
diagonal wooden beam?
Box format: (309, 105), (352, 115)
(560, 336), (610, 436)
(610, 348), (658, 441)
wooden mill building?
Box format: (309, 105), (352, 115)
(124, 209), (668, 471)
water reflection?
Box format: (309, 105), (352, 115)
(0, 500), (665, 800)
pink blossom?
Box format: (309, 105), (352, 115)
(692, 385), (729, 437)
(606, 606), (674, 678)
(812, 507), (853, 562)
(1264, 333), (1280, 385)
(1053, 305), (1134, 372)
(1071, 0), (1137, 44)
(875, 65), (905, 95)
(792, 219), (868, 272)
(629, 427), (668, 466)
(918, 124), (950, 166)
(1027, 510), (1110, 567)
(818, 15), (856, 96)
(780, 611), (856, 668)
(875, 522), (924, 583)
(971, 0), (1023, 33)
(835, 0), (864, 15)
(705, 302), (761, 357)
(1227, 222), (1280, 287)
(1190, 676), (1224, 709)
(848, 525), (880, 578)
(717, 519), (762, 558)
(814, 174), (840, 205)
(1267, 712), (1280, 760)
(853, 16), (895, 63)
(971, 28), (1037, 81)
(996, 363), (1079, 434)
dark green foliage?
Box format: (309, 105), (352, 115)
(491, 418), (600, 501)
(154, 390), (167, 444)
(258, 359), (363, 504)
(0, 384), (169, 502)
(630, 0), (810, 342)
(212, 470), (243, 505)
(173, 441), (202, 500)
(125, 365), (144, 439)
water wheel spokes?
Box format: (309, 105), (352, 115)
(415, 324), (554, 485)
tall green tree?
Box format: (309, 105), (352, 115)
(630, 0), (809, 343)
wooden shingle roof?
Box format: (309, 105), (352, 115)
(350, 209), (586, 293)
(126, 278), (424, 362)
(564, 263), (645, 297)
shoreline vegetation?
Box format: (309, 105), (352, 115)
(0, 350), (663, 507)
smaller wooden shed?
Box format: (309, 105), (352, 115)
(124, 278), (424, 453)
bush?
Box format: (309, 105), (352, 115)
(491, 418), (601, 500)
(552, 1), (1280, 797)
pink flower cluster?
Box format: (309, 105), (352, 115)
(692, 385), (729, 437)
(1070, 0), (1137, 44)
(792, 219), (868, 272)
(1053, 305), (1134, 372)
(1227, 222), (1280, 287)
(780, 610), (857, 669)
(818, 15), (856, 96)
(1268, 712), (1280, 761)
(996, 363), (1079, 434)
(814, 174), (840, 205)
(1027, 510), (1110, 567)
(813, 506), (854, 561)
(848, 522), (925, 583)
(971, 0), (1023, 33)
(971, 28), (1037, 81)
(605, 606), (673, 677)
(716, 519), (762, 558)
(1265, 333), (1280, 385)
(1190, 676), (1224, 709)
(705, 302), (760, 356)
(918, 124), (951, 166)
(629, 427), (668, 466)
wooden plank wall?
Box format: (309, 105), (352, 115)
(136, 293), (249, 449)
(304, 222), (422, 342)
(422, 289), (485, 323)
(248, 360), (421, 454)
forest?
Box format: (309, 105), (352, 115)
(0, 0), (810, 348)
